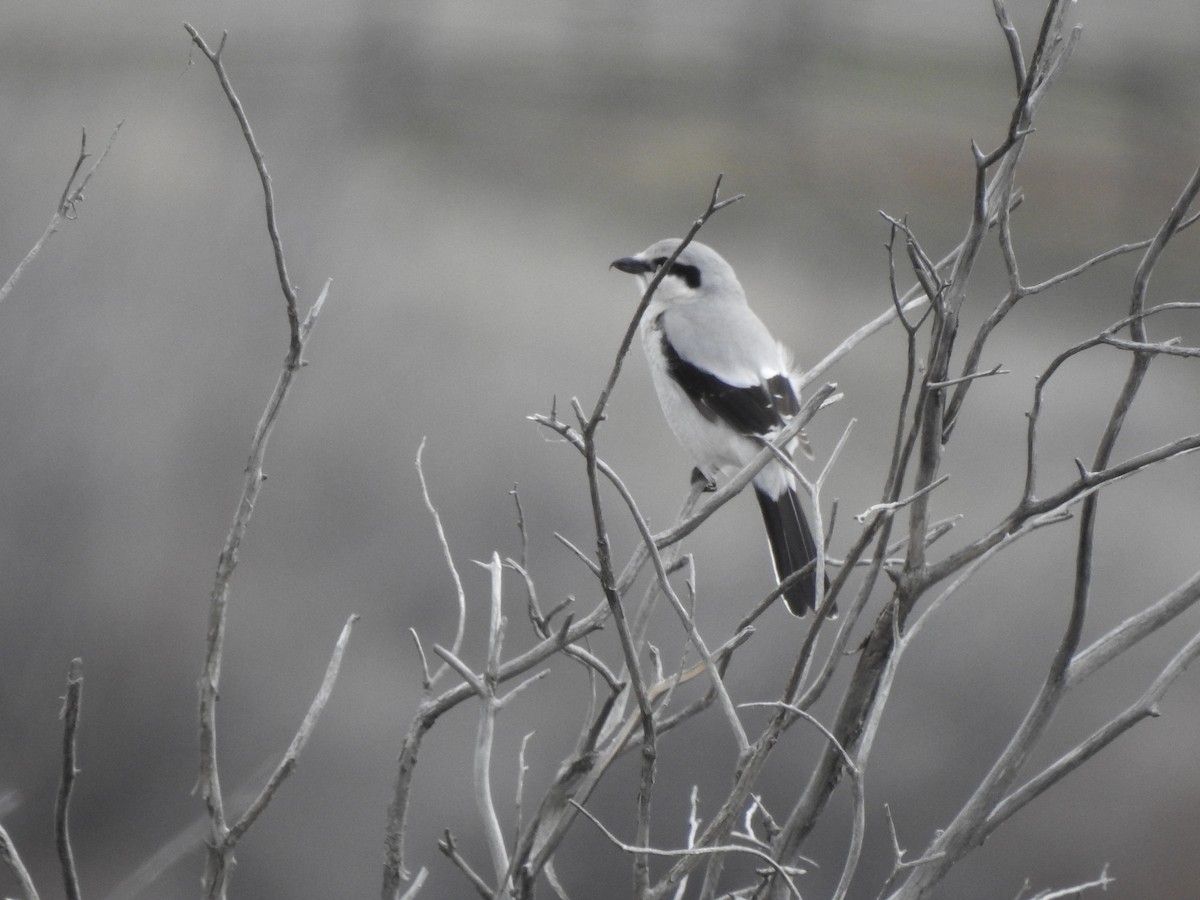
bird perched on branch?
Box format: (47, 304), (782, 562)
(611, 239), (831, 617)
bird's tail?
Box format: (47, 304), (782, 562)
(754, 485), (833, 617)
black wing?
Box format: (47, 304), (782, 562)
(659, 323), (798, 437)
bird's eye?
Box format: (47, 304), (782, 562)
(649, 257), (702, 289)
(670, 262), (702, 289)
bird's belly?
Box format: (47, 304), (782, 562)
(652, 370), (757, 473)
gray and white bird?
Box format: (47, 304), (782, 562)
(611, 239), (830, 616)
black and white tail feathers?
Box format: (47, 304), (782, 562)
(755, 486), (833, 617)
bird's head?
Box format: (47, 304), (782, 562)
(610, 239), (743, 307)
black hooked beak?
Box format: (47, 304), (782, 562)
(610, 256), (655, 275)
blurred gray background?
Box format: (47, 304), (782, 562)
(2, 1), (1200, 897)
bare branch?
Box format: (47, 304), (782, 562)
(577, 440), (750, 755)
(438, 830), (494, 900)
(409, 628), (433, 691)
(570, 801), (804, 900)
(183, 25), (333, 898)
(1027, 865), (1113, 900)
(742, 703), (866, 900)
(414, 438), (468, 688)
(0, 821), (41, 900)
(885, 170), (1200, 900)
(670, 786), (704, 900)
(0, 121), (122, 310)
(431, 644), (485, 694)
(986, 630), (1200, 838)
(56, 658), (84, 900)
(395, 867), (428, 900)
(475, 688), (509, 885)
(925, 364), (1009, 390)
(1068, 570), (1200, 684)
(1024, 210), (1200, 295)
(855, 475), (950, 522)
(992, 0), (1026, 91)
(227, 615), (358, 844)
(385, 606), (612, 893)
(183, 24), (301, 355)
(1099, 334), (1200, 357)
(510, 484), (531, 572)
(553, 531), (602, 578)
(874, 804), (948, 900)
(515, 731), (535, 845)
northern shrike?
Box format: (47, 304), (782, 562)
(611, 239), (829, 617)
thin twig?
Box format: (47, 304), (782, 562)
(670, 786), (704, 900)
(0, 122), (122, 310)
(874, 803), (947, 900)
(570, 801), (804, 900)
(577, 433), (750, 755)
(384, 607), (611, 894)
(409, 628), (433, 690)
(855, 475), (949, 522)
(510, 484), (530, 572)
(515, 731), (535, 846)
(992, 0), (1026, 91)
(1030, 866), (1114, 900)
(925, 364), (1008, 389)
(227, 615), (358, 844)
(741, 703), (866, 900)
(184, 25), (301, 355)
(414, 438), (468, 687)
(554, 532), (603, 577)
(1023, 210), (1200, 295)
(56, 658), (84, 900)
(0, 822), (41, 900)
(438, 830), (494, 900)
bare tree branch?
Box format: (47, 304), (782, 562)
(0, 821), (41, 900)
(985, 629), (1200, 838)
(1027, 865), (1114, 900)
(184, 25), (301, 355)
(570, 801), (804, 900)
(413, 438), (468, 688)
(182, 24), (336, 900)
(886, 135), (1200, 900)
(56, 658), (84, 900)
(438, 830), (493, 900)
(1068, 570), (1200, 684)
(0, 122), (122, 310)
(227, 615), (358, 844)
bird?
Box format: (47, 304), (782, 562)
(610, 239), (831, 617)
